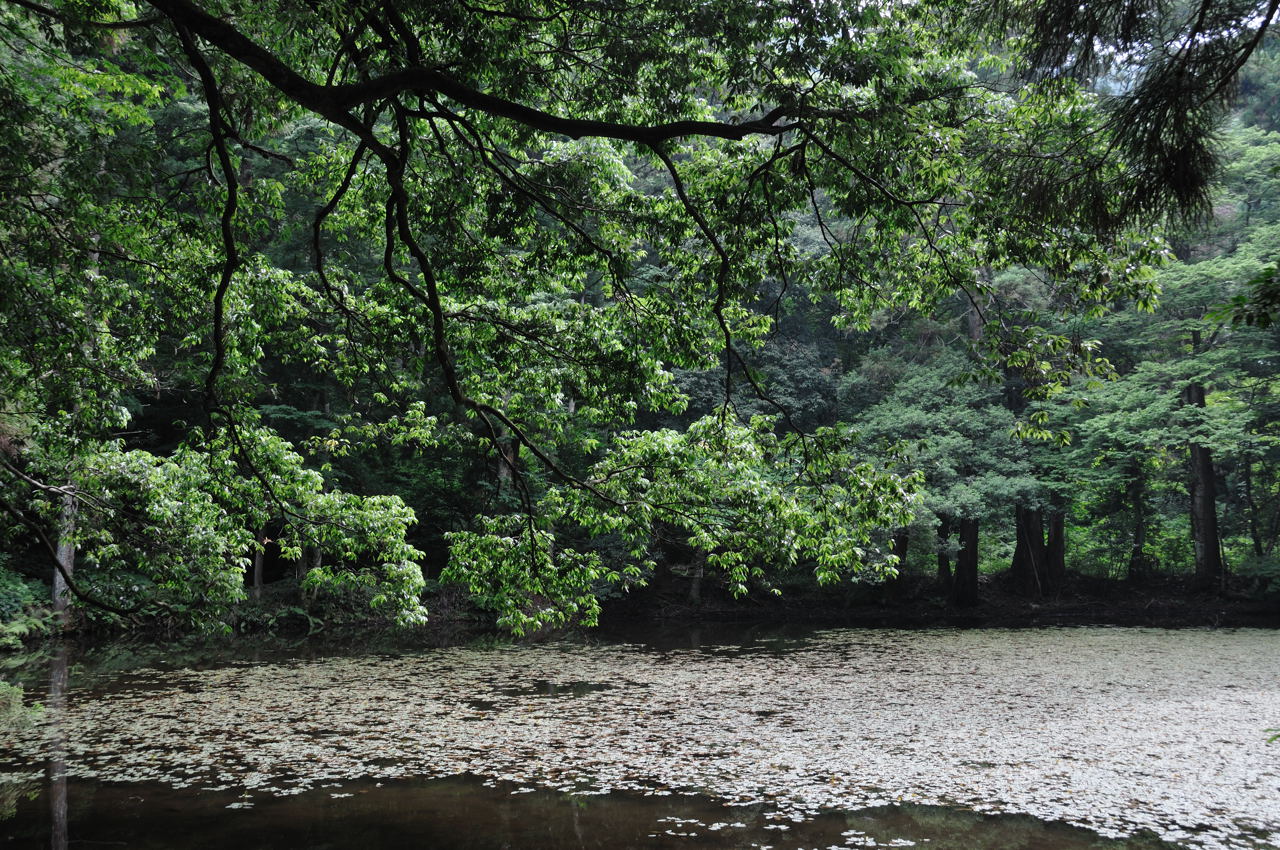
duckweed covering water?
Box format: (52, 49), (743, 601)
(1, 628), (1276, 849)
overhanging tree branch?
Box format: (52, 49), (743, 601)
(6, 0), (160, 28)
(0, 494), (145, 617)
(145, 0), (798, 144)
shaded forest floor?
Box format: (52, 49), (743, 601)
(599, 571), (1280, 630)
(32, 571), (1276, 649)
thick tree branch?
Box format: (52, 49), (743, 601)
(145, 0), (796, 144)
(5, 0), (160, 28)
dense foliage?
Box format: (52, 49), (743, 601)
(0, 0), (1277, 635)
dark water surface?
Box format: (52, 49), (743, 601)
(4, 774), (1179, 849)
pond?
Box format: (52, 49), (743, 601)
(1, 627), (1276, 849)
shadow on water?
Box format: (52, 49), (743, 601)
(1, 775), (1182, 850)
(589, 620), (832, 654)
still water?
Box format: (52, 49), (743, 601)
(4, 775), (1184, 849)
(1, 627), (1276, 850)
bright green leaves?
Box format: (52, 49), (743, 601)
(197, 420), (429, 627)
(444, 412), (916, 633)
(5, 413), (429, 630)
(843, 348), (1041, 526)
(445, 515), (610, 636)
(5, 0), (1250, 634)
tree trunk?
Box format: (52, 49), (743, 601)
(888, 528), (910, 600)
(1183, 381), (1225, 591)
(1127, 471), (1151, 582)
(935, 516), (953, 593)
(891, 529), (910, 566)
(495, 436), (519, 491)
(53, 492), (77, 626)
(966, 274), (989, 342)
(1243, 459), (1265, 558)
(951, 517), (979, 607)
(300, 544), (323, 603)
(1045, 510), (1066, 594)
(251, 529), (265, 601)
(1011, 505), (1045, 599)
(494, 386), (520, 492)
(687, 558), (704, 606)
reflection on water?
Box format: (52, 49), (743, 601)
(2, 775), (1180, 850)
(46, 645), (66, 850)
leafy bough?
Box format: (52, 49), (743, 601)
(445, 414), (917, 635)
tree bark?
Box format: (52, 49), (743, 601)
(1243, 459), (1265, 558)
(891, 529), (910, 565)
(53, 492), (77, 626)
(951, 517), (979, 607)
(1183, 381), (1225, 591)
(687, 558), (703, 606)
(251, 528), (265, 601)
(888, 528), (910, 600)
(299, 544), (323, 602)
(1045, 509), (1066, 594)
(495, 436), (519, 490)
(1011, 505), (1046, 599)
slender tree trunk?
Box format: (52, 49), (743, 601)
(888, 528), (910, 600)
(299, 544), (323, 604)
(53, 492), (77, 626)
(251, 528), (265, 601)
(494, 386), (519, 492)
(52, 227), (99, 627)
(951, 517), (979, 607)
(687, 558), (703, 606)
(1011, 508), (1029, 593)
(936, 516), (953, 593)
(495, 437), (519, 490)
(1127, 471), (1150, 582)
(1243, 460), (1265, 558)
(891, 529), (910, 565)
(966, 274), (989, 342)
(1183, 381), (1225, 591)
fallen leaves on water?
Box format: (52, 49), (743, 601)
(1, 628), (1277, 850)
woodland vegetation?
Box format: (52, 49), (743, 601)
(1, 0), (1279, 640)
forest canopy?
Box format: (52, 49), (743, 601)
(1, 0), (1277, 633)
